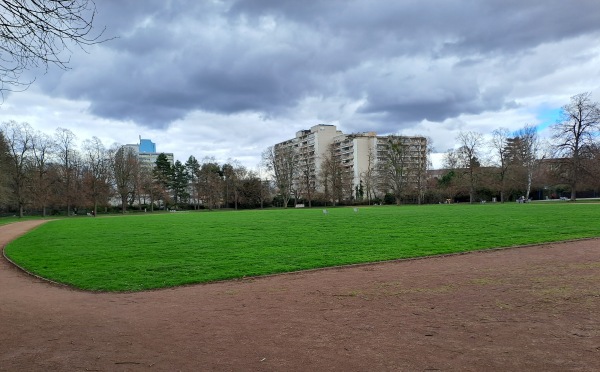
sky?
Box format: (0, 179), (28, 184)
(2, 0), (600, 170)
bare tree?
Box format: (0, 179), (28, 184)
(360, 146), (377, 204)
(111, 144), (139, 213)
(237, 169), (264, 208)
(30, 129), (55, 216)
(139, 166), (158, 211)
(82, 136), (111, 215)
(221, 162), (235, 208)
(513, 125), (541, 200)
(411, 137), (429, 205)
(73, 151), (87, 212)
(319, 144), (345, 206)
(1, 120), (33, 217)
(262, 145), (296, 208)
(295, 145), (316, 207)
(232, 162), (248, 210)
(552, 92), (600, 200)
(255, 163), (272, 209)
(319, 143), (353, 206)
(456, 131), (484, 203)
(377, 136), (411, 205)
(490, 128), (511, 202)
(0, 130), (11, 204)
(0, 0), (105, 94)
(341, 162), (354, 203)
(198, 157), (223, 210)
(218, 160), (248, 210)
(54, 127), (77, 215)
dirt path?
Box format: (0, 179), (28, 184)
(1, 220), (599, 371)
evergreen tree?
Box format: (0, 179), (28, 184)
(172, 160), (190, 208)
(153, 153), (173, 208)
(185, 155), (200, 209)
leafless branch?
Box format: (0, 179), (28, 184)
(0, 0), (108, 96)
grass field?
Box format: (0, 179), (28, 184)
(4, 203), (600, 291)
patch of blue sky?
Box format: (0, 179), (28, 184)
(535, 107), (562, 131)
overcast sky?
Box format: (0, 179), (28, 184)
(2, 0), (600, 169)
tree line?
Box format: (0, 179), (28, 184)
(439, 92), (600, 203)
(1, 92), (599, 217)
(0, 123), (272, 217)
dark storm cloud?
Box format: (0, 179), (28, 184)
(231, 0), (600, 55)
(43, 0), (341, 126)
(39, 0), (600, 129)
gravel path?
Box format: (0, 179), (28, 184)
(1, 220), (599, 371)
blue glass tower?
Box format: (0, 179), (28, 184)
(139, 138), (156, 153)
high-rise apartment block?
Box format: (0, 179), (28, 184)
(274, 124), (427, 198)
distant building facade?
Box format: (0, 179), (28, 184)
(274, 124), (428, 199)
(334, 131), (428, 191)
(122, 136), (173, 169)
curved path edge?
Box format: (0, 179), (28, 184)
(0, 220), (63, 286)
(0, 219), (51, 248)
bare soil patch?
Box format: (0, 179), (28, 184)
(1, 220), (599, 371)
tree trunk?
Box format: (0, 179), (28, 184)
(525, 173), (532, 201)
(122, 195), (127, 213)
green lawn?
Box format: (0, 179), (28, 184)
(4, 203), (600, 291)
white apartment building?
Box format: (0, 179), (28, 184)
(274, 124), (427, 199)
(294, 124), (342, 184)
